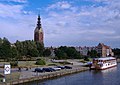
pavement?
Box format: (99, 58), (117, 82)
(19, 64), (88, 80)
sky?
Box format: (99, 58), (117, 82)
(0, 0), (120, 48)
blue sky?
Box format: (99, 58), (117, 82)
(0, 0), (120, 48)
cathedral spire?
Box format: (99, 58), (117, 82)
(34, 14), (44, 45)
(37, 14), (41, 29)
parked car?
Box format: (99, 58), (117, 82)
(64, 66), (72, 69)
(52, 67), (61, 71)
(43, 67), (55, 72)
(56, 66), (65, 69)
(49, 67), (56, 71)
(34, 68), (43, 72)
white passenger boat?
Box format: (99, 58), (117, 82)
(91, 57), (117, 70)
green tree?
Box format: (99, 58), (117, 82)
(1, 37), (11, 60)
(54, 46), (81, 59)
(10, 47), (18, 60)
(87, 50), (98, 58)
(66, 47), (80, 59)
(113, 48), (120, 58)
(43, 49), (51, 57)
(15, 40), (24, 56)
(0, 38), (2, 45)
(27, 48), (39, 57)
(36, 41), (44, 56)
(54, 49), (68, 59)
(36, 59), (46, 65)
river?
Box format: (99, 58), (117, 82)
(23, 63), (120, 85)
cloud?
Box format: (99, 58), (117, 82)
(43, 0), (120, 48)
(47, 1), (72, 10)
(0, 2), (36, 42)
(0, 0), (27, 3)
(0, 0), (120, 48)
(0, 3), (23, 18)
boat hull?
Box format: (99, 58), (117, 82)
(91, 64), (117, 70)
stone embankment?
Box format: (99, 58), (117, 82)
(5, 66), (89, 85)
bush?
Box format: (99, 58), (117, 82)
(36, 59), (46, 65)
(10, 61), (18, 67)
(84, 57), (89, 61)
(59, 61), (71, 65)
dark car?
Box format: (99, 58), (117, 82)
(64, 66), (72, 69)
(56, 66), (65, 69)
(43, 67), (55, 72)
(49, 67), (56, 71)
(34, 68), (43, 72)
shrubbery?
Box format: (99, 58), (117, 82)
(35, 59), (46, 65)
(84, 56), (89, 61)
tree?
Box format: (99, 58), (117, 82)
(1, 37), (11, 60)
(27, 48), (39, 57)
(0, 38), (2, 45)
(113, 48), (120, 58)
(43, 49), (51, 57)
(84, 56), (89, 61)
(54, 49), (68, 59)
(15, 40), (23, 56)
(36, 59), (46, 65)
(66, 47), (80, 59)
(15, 40), (42, 58)
(54, 46), (81, 59)
(10, 47), (18, 60)
(36, 41), (44, 56)
(87, 50), (98, 58)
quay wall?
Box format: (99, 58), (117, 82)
(5, 67), (89, 85)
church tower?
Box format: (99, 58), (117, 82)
(34, 15), (44, 45)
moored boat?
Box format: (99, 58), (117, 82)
(91, 57), (117, 70)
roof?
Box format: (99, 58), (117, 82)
(93, 57), (116, 60)
(98, 43), (110, 49)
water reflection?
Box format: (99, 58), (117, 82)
(92, 66), (117, 74)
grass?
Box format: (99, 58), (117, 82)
(0, 72), (20, 84)
(18, 61), (36, 67)
(6, 72), (20, 83)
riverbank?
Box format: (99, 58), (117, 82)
(3, 66), (89, 85)
(24, 63), (120, 85)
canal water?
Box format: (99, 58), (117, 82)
(25, 63), (120, 85)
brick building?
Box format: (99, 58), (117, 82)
(97, 43), (114, 57)
(34, 15), (44, 45)
(75, 43), (114, 57)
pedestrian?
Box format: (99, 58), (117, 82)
(18, 67), (21, 71)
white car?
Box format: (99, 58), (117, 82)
(52, 67), (61, 71)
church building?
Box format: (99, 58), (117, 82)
(34, 15), (44, 45)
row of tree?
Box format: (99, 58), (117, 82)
(0, 37), (51, 61)
(87, 50), (99, 58)
(1, 37), (120, 61)
(54, 46), (82, 59)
